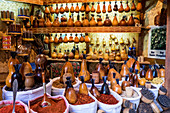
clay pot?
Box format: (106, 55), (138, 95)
(25, 73), (35, 90)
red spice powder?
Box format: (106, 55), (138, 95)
(0, 105), (26, 113)
(97, 94), (119, 105)
(73, 93), (95, 105)
(30, 98), (66, 113)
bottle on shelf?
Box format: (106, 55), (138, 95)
(45, 5), (50, 14)
(90, 14), (97, 26)
(102, 2), (106, 13)
(45, 17), (52, 27)
(70, 3), (74, 13)
(54, 34), (58, 43)
(74, 49), (79, 59)
(53, 15), (60, 27)
(85, 2), (90, 13)
(91, 2), (95, 12)
(118, 1), (124, 13)
(65, 3), (69, 12)
(58, 34), (63, 43)
(49, 34), (54, 43)
(137, 0), (142, 11)
(67, 15), (74, 27)
(69, 49), (74, 59)
(124, 1), (130, 12)
(80, 34), (85, 42)
(58, 48), (63, 59)
(108, 2), (112, 12)
(75, 3), (79, 13)
(119, 16), (127, 26)
(85, 33), (90, 43)
(74, 34), (79, 43)
(60, 4), (65, 14)
(80, 3), (85, 12)
(131, 0), (136, 11)
(97, 15), (103, 26)
(82, 14), (89, 27)
(52, 50), (57, 59)
(75, 14), (81, 27)
(96, 2), (101, 14)
(44, 35), (49, 44)
(50, 5), (55, 14)
(69, 33), (74, 42)
(113, 1), (118, 11)
(63, 34), (68, 43)
(112, 14), (118, 26)
(104, 14), (112, 26)
(128, 13), (135, 26)
(55, 4), (59, 14)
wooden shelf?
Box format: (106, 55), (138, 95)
(1, 19), (14, 24)
(18, 16), (30, 19)
(47, 58), (150, 64)
(23, 38), (34, 41)
(29, 26), (141, 34)
(8, 0), (43, 5)
(0, 48), (13, 51)
(44, 0), (126, 4)
(8, 32), (21, 35)
(17, 53), (28, 56)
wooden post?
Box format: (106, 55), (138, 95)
(165, 0), (170, 97)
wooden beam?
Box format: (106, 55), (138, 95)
(165, 0), (170, 97)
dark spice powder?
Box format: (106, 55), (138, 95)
(96, 94), (119, 105)
(30, 98), (66, 113)
(73, 93), (95, 105)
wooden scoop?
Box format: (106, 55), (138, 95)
(41, 72), (51, 107)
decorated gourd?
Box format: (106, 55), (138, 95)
(78, 55), (90, 82)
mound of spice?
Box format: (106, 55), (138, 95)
(0, 105), (26, 113)
(73, 93), (95, 105)
(96, 94), (119, 105)
(30, 97), (66, 113)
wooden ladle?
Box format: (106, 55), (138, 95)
(41, 72), (51, 107)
